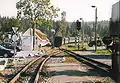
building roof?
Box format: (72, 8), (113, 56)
(23, 28), (48, 41)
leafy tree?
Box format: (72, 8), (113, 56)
(66, 24), (70, 37)
(0, 17), (20, 41)
(20, 18), (32, 32)
(9, 18), (20, 27)
(59, 11), (68, 37)
(53, 21), (60, 36)
(59, 19), (68, 37)
(70, 21), (78, 36)
(16, 0), (60, 49)
(16, 0), (59, 28)
(68, 20), (110, 42)
(0, 17), (11, 33)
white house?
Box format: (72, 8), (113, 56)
(21, 28), (50, 51)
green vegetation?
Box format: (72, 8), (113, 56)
(16, 0), (60, 28)
(61, 44), (88, 51)
(69, 21), (109, 38)
(95, 49), (112, 55)
(61, 52), (80, 63)
(16, 0), (60, 41)
(0, 0), (110, 44)
(62, 44), (79, 50)
(0, 17), (20, 41)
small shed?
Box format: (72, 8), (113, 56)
(21, 28), (50, 51)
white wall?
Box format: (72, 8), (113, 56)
(21, 36), (33, 51)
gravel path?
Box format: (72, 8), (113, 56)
(74, 51), (112, 66)
(0, 49), (114, 83)
(0, 58), (33, 82)
(44, 57), (114, 83)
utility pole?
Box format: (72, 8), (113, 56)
(80, 18), (84, 49)
(33, 24), (36, 50)
(91, 6), (97, 51)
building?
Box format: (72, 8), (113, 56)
(21, 28), (50, 51)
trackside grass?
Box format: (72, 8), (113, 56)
(94, 49), (112, 55)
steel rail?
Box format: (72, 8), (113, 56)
(61, 48), (111, 69)
(33, 56), (50, 83)
(9, 51), (62, 83)
(9, 56), (43, 83)
(32, 51), (62, 83)
(60, 48), (111, 73)
(66, 51), (110, 72)
(33, 51), (63, 83)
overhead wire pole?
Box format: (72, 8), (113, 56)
(80, 18), (84, 49)
(95, 7), (97, 51)
(91, 6), (97, 51)
(33, 24), (35, 50)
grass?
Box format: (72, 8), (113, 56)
(61, 43), (88, 51)
(38, 46), (80, 63)
(95, 49), (112, 55)
(61, 52), (80, 63)
(60, 43), (88, 63)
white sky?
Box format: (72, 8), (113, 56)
(0, 0), (119, 21)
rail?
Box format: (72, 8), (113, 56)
(60, 48), (111, 74)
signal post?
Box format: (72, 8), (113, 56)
(76, 20), (81, 50)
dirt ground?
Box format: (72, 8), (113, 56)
(44, 57), (114, 83)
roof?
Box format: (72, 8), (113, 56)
(23, 28), (48, 41)
(35, 29), (47, 36)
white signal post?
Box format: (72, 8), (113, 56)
(12, 27), (19, 58)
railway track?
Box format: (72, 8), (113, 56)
(6, 48), (112, 82)
(60, 48), (112, 75)
(8, 51), (61, 83)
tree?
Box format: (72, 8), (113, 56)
(0, 16), (20, 41)
(55, 11), (68, 44)
(20, 18), (32, 32)
(16, 0), (60, 49)
(60, 20), (68, 37)
(60, 11), (67, 37)
(53, 21), (60, 36)
(70, 21), (78, 36)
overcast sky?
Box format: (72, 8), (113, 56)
(0, 0), (119, 21)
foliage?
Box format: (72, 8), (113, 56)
(69, 20), (109, 39)
(9, 18), (20, 28)
(97, 21), (109, 38)
(52, 11), (69, 37)
(16, 0), (60, 29)
(52, 19), (69, 37)
(62, 44), (87, 51)
(0, 14), (110, 42)
(20, 18), (32, 32)
(95, 49), (112, 54)
(0, 16), (20, 41)
(69, 21), (80, 37)
(59, 19), (68, 37)
(53, 21), (60, 36)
